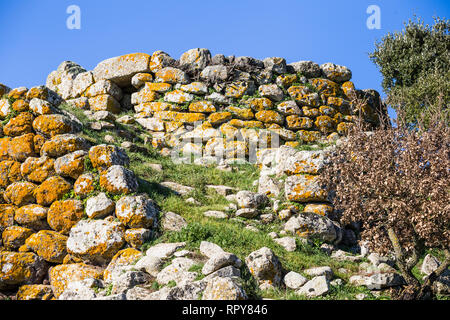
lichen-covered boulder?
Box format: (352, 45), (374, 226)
(303, 203), (334, 217)
(288, 60), (322, 78)
(245, 247), (283, 289)
(164, 90), (194, 104)
(202, 276), (247, 300)
(3, 112), (34, 137)
(14, 204), (49, 231)
(24, 230), (68, 263)
(84, 79), (123, 101)
(20, 156), (55, 184)
(180, 48), (211, 70)
(40, 134), (89, 158)
(155, 67), (190, 84)
(200, 65), (229, 82)
(73, 173), (96, 197)
(32, 114), (73, 138)
(66, 219), (125, 265)
(0, 160), (22, 188)
(85, 192), (115, 219)
(149, 51), (176, 73)
(258, 84), (284, 102)
(236, 190), (268, 209)
(320, 63), (352, 82)
(99, 165), (138, 195)
(93, 53), (151, 86)
(54, 150), (87, 179)
(0, 204), (17, 233)
(0, 251), (47, 290)
(115, 194), (158, 229)
(285, 174), (329, 202)
(88, 145), (129, 172)
(34, 176), (72, 207)
(47, 199), (84, 235)
(124, 228), (151, 248)
(103, 248), (143, 282)
(255, 110), (284, 125)
(284, 211), (337, 243)
(49, 263), (103, 298)
(16, 284), (53, 300)
(8, 133), (36, 161)
(4, 181), (37, 206)
(2, 226), (34, 250)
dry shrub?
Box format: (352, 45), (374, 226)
(321, 102), (449, 299)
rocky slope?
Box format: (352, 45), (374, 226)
(0, 49), (448, 300)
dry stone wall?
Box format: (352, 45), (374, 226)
(46, 48), (387, 163)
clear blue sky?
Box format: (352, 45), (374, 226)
(0, 0), (449, 119)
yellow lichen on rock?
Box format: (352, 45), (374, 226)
(25, 230), (68, 263)
(49, 263), (103, 298)
(2, 226), (34, 250)
(16, 284), (53, 300)
(34, 176), (72, 207)
(20, 156), (55, 184)
(8, 133), (36, 161)
(3, 112), (34, 137)
(47, 199), (84, 235)
(4, 181), (37, 207)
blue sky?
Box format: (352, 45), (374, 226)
(0, 0), (449, 119)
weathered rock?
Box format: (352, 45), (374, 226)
(156, 257), (197, 286)
(93, 53), (151, 86)
(49, 263), (103, 298)
(115, 194), (158, 229)
(180, 48), (211, 70)
(99, 165), (138, 195)
(0, 251), (47, 290)
(304, 266), (333, 280)
(161, 211), (187, 232)
(85, 192), (115, 219)
(202, 252), (242, 275)
(284, 212), (337, 243)
(47, 199), (84, 235)
(245, 247), (283, 289)
(274, 237), (297, 252)
(24, 230), (68, 263)
(66, 219), (125, 265)
(297, 275), (330, 297)
(349, 273), (404, 290)
(285, 174), (329, 202)
(16, 284), (53, 300)
(202, 276), (247, 300)
(236, 190), (268, 209)
(54, 150), (86, 179)
(284, 271), (308, 290)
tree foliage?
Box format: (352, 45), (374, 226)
(369, 16), (450, 126)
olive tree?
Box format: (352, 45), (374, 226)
(369, 16), (450, 127)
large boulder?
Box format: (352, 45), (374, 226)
(202, 276), (247, 300)
(0, 252), (48, 290)
(93, 53), (151, 86)
(284, 212), (337, 243)
(99, 165), (138, 195)
(115, 194), (159, 229)
(49, 263), (103, 298)
(66, 219), (126, 265)
(245, 247), (283, 289)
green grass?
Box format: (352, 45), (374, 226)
(60, 102), (450, 301)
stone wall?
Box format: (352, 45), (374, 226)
(46, 48), (387, 162)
